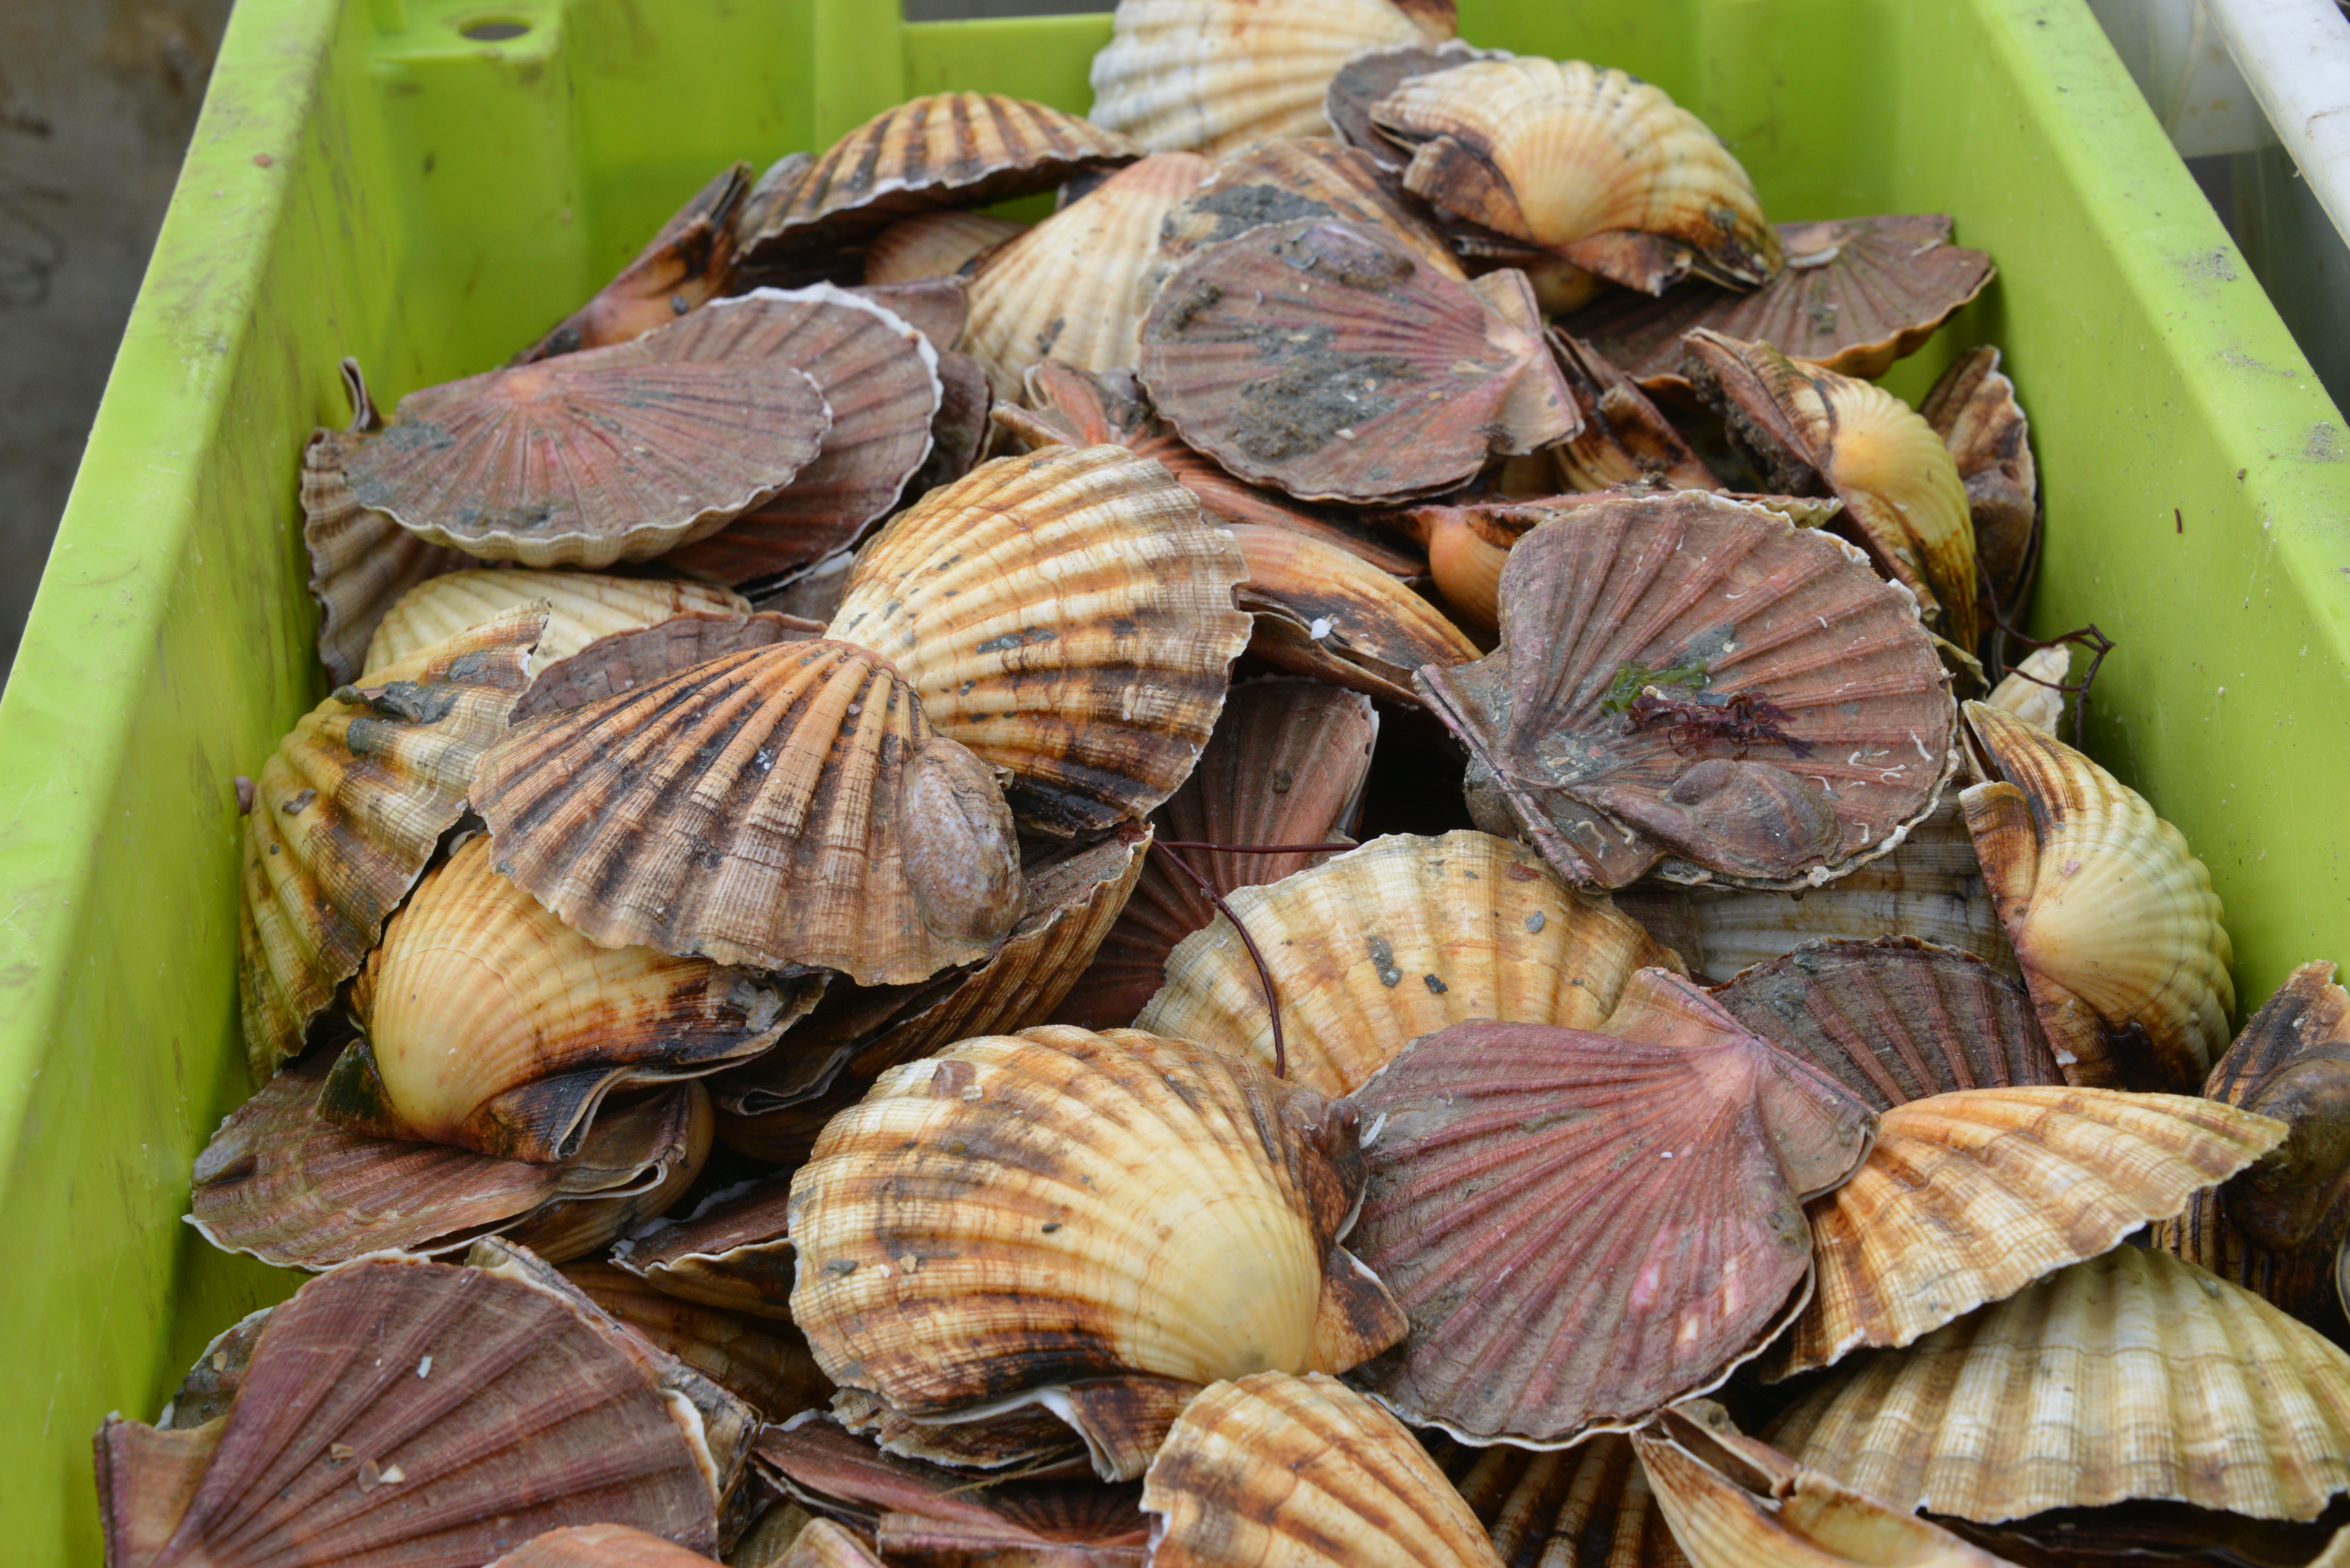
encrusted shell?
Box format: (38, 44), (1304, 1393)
(1142, 1372), (1503, 1568)
(1369, 58), (1780, 290)
(1922, 346), (2039, 621)
(471, 638), (1024, 987)
(1232, 522), (1479, 707)
(1154, 137), (1467, 289)
(1768, 1246), (2350, 1523)
(1344, 969), (1875, 1445)
(515, 163), (750, 363)
(239, 604), (546, 1078)
(1416, 491), (1956, 891)
(826, 443), (1252, 835)
(862, 209), (1026, 285)
(511, 610), (822, 723)
(322, 835), (812, 1161)
(562, 1261), (831, 1421)
(1440, 1435), (1687, 1568)
(1137, 830), (1673, 1096)
(1086, 0), (1454, 157)
(365, 569), (748, 679)
(785, 1027), (1408, 1480)
(964, 153), (1214, 402)
(1962, 700), (2235, 1090)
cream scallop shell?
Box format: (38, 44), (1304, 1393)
(365, 569), (747, 679)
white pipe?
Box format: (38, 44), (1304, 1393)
(2199, 0), (2350, 246)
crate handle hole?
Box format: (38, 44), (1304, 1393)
(459, 16), (532, 40)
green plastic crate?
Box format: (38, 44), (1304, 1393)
(4, 0), (2348, 1555)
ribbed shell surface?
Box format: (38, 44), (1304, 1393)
(862, 209), (1027, 285)
(511, 610), (822, 722)
(1231, 523), (1479, 706)
(302, 423), (474, 685)
(1136, 830), (1673, 1096)
(1323, 41), (1509, 170)
(1962, 700), (2235, 1091)
(1921, 347), (2038, 614)
(1769, 1246), (2350, 1523)
(470, 638), (1025, 986)
(365, 569), (748, 679)
(1153, 138), (1467, 289)
(485, 1523), (727, 1567)
(562, 1262), (832, 1421)
(827, 444), (1251, 836)
(238, 603), (545, 1078)
(1443, 1435), (1688, 1568)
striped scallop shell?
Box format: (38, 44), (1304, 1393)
(364, 569), (747, 679)
(239, 604), (546, 1078)
(1777, 1086), (2284, 1377)
(471, 638), (1025, 987)
(485, 1524), (726, 1567)
(785, 1028), (1408, 1477)
(1963, 700), (2235, 1091)
(1440, 1435), (1686, 1568)
(1154, 137), (1466, 288)
(514, 162), (750, 363)
(1137, 830), (1674, 1096)
(862, 209), (1027, 286)
(561, 1261), (831, 1421)
(1768, 1245), (2350, 1523)
(826, 443), (1251, 836)
(1922, 347), (2039, 621)
(964, 153), (1214, 403)
(511, 610), (822, 723)
(1370, 58), (1780, 290)
(1324, 41), (1509, 169)
(1232, 522), (1478, 708)
(1087, 0), (1454, 157)
(1143, 1372), (1502, 1568)
(326, 835), (811, 1161)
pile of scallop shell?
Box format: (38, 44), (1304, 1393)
(103, 3), (2350, 1565)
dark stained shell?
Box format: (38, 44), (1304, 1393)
(1344, 967), (1876, 1445)
(471, 638), (1025, 987)
(906, 348), (993, 500)
(862, 209), (1027, 286)
(239, 604), (546, 1078)
(1324, 40), (1510, 170)
(1545, 329), (1720, 493)
(1560, 216), (1994, 387)
(615, 1176), (797, 1322)
(1138, 218), (1577, 504)
(1416, 491), (1956, 891)
(1232, 522), (1479, 708)
(563, 1261), (832, 1421)
(515, 163), (751, 363)
(830, 1384), (1099, 1478)
(512, 610), (824, 722)
(1154, 137), (1467, 290)
(1441, 1434), (1689, 1568)
(1922, 346), (2038, 624)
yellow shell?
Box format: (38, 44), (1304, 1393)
(862, 210), (1026, 286)
(1962, 700), (2235, 1091)
(1143, 1372), (1504, 1568)
(1136, 830), (1677, 1096)
(1087, 0), (1452, 156)
(1776, 1086), (2284, 1377)
(1769, 1245), (2350, 1523)
(785, 1027), (1407, 1479)
(828, 443), (1251, 836)
(1371, 58), (1780, 290)
(365, 569), (747, 679)
(963, 153), (1214, 402)
(239, 604), (547, 1079)
(1982, 645), (2070, 733)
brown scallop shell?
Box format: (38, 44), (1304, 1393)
(1325, 41), (1510, 170)
(1155, 137), (1467, 289)
(1962, 700), (2235, 1091)
(862, 210), (1027, 286)
(1544, 329), (1722, 493)
(239, 604), (546, 1078)
(563, 1261), (831, 1421)
(1138, 219), (1577, 504)
(1086, 0), (1455, 156)
(1440, 1434), (1689, 1568)
(1343, 968), (1876, 1445)
(1923, 346), (2039, 622)
(826, 443), (1252, 836)
(736, 94), (1140, 272)
(776, 1519), (884, 1568)
(471, 637), (1025, 986)
(1416, 491), (1956, 891)
(365, 568), (750, 679)
(1768, 1246), (2350, 1524)
(1232, 522), (1479, 707)
(1137, 830), (1674, 1096)
(487, 1524), (726, 1567)
(830, 1384), (1103, 1478)
(615, 1176), (797, 1321)
(512, 610), (824, 722)
(1561, 216), (1994, 386)
(1054, 679), (1377, 1031)
(785, 1028), (1407, 1480)
(95, 1255), (722, 1564)
(963, 153), (1215, 402)
(516, 163), (751, 363)
(1142, 1372), (1503, 1568)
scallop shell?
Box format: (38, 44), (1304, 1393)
(1138, 219), (1577, 504)
(964, 153), (1214, 402)
(851, 275), (969, 351)
(1395, 506), (1512, 638)
(1779, 1085), (2284, 1378)
(500, 1096), (714, 1264)
(1136, 830), (1673, 1096)
(1155, 137), (1466, 289)
(330, 341), (831, 569)
(1560, 216), (1994, 386)
(95, 1255), (723, 1564)
(1143, 1372), (1503, 1568)
(1922, 346), (2039, 622)
(303, 405), (475, 685)
(512, 610), (823, 723)
(1962, 700), (2235, 1091)
(785, 1027), (1408, 1480)
(1370, 58), (1780, 291)
(366, 569), (749, 678)
(516, 162), (751, 363)
(616, 1176), (797, 1320)
(736, 94), (1140, 271)
(1086, 0), (1454, 156)
(239, 604), (546, 1078)
(1324, 41), (1510, 170)
(188, 1053), (709, 1268)
(1440, 1434), (1688, 1568)
(563, 1261), (831, 1421)
(1232, 522), (1479, 707)
(831, 1384), (1105, 1478)
(1982, 645), (2068, 733)
(1055, 679), (1377, 1031)
(826, 443), (1252, 836)
(777, 1519), (884, 1568)
(1684, 331), (1978, 649)
(1344, 968), (1876, 1445)
(862, 210), (1027, 286)
(489, 1525), (729, 1566)
(656, 287), (944, 589)
(471, 638), (1026, 986)
(1768, 1246), (2350, 1523)
(1545, 329), (1721, 493)
(1416, 491), (1957, 891)
(317, 835), (807, 1160)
